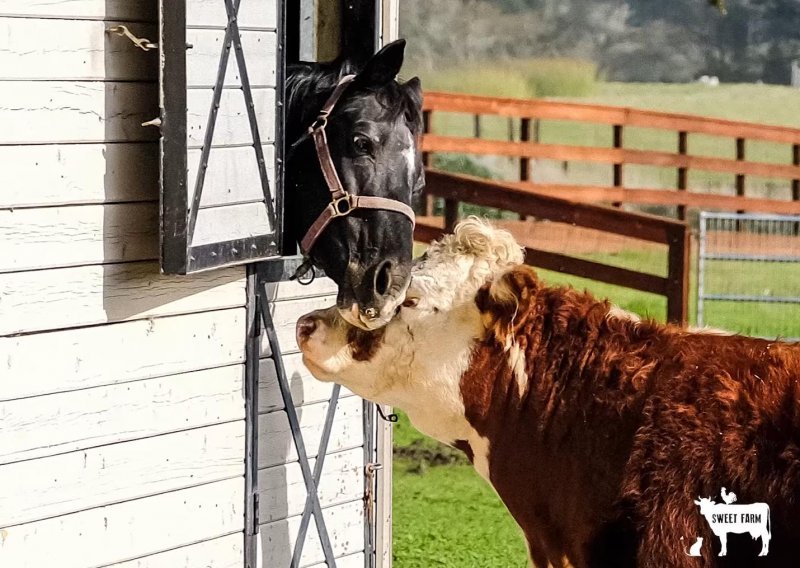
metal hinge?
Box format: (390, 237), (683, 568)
(364, 462), (383, 526)
(252, 492), (260, 534)
(253, 293), (262, 337)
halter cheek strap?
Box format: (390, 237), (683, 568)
(298, 74), (416, 255)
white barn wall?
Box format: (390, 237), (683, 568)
(0, 3), (248, 565)
(0, 2), (369, 567)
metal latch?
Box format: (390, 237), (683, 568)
(141, 117), (162, 129)
(106, 25), (158, 51)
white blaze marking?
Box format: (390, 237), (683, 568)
(402, 131), (416, 187)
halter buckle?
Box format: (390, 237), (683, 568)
(308, 114), (328, 133)
(330, 194), (355, 218)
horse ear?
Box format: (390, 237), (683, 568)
(357, 39), (406, 86)
(403, 77), (423, 107)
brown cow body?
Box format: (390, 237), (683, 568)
(297, 220), (800, 567)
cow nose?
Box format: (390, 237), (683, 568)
(296, 315), (318, 346)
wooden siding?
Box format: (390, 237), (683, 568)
(260, 500), (367, 567)
(0, 2), (369, 568)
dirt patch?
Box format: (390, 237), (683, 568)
(706, 230), (800, 256)
(394, 440), (468, 469)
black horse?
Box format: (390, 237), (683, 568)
(285, 39), (423, 330)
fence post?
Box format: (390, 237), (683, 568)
(519, 117), (531, 222)
(612, 124), (623, 208)
(735, 137), (746, 216)
(793, 144), (800, 201)
(473, 114), (481, 139)
(666, 225), (690, 325)
(677, 131), (688, 220)
(793, 144), (799, 235)
(697, 213), (707, 328)
(422, 109), (434, 217)
(444, 200), (459, 233)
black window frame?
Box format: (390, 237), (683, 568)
(159, 0), (286, 275)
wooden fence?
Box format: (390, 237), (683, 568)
(422, 91), (800, 218)
(414, 170), (691, 324)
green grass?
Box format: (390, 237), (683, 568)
(393, 412), (527, 567)
(572, 82), (800, 129)
(394, 459), (529, 567)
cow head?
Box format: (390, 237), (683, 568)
(296, 218), (524, 403)
(694, 497), (716, 515)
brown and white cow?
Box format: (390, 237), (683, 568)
(297, 219), (800, 568)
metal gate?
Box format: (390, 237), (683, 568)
(246, 262), (384, 568)
(698, 211), (800, 340)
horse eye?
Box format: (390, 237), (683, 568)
(353, 135), (372, 155)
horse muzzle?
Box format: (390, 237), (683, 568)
(338, 258), (410, 330)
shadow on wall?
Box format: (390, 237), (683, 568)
(257, 344), (305, 567)
(258, 294), (367, 566)
(102, 6), (164, 321)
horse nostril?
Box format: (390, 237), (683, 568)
(296, 316), (317, 342)
(374, 260), (393, 297)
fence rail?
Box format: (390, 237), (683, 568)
(415, 169), (690, 324)
(422, 91), (800, 218)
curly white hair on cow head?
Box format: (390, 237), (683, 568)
(403, 216), (524, 315)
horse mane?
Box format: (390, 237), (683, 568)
(285, 58), (422, 137)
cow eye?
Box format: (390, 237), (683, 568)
(353, 135), (373, 155)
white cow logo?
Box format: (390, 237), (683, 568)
(694, 492), (771, 557)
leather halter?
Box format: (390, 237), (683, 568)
(298, 74), (416, 255)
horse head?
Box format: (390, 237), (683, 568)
(286, 39), (423, 330)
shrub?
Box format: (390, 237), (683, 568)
(416, 57), (598, 99)
(418, 65), (536, 99)
(515, 57), (598, 97)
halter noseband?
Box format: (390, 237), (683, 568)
(298, 74), (416, 255)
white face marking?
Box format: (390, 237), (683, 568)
(402, 130), (416, 188)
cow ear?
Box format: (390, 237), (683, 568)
(476, 267), (539, 340)
(356, 39), (406, 87)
